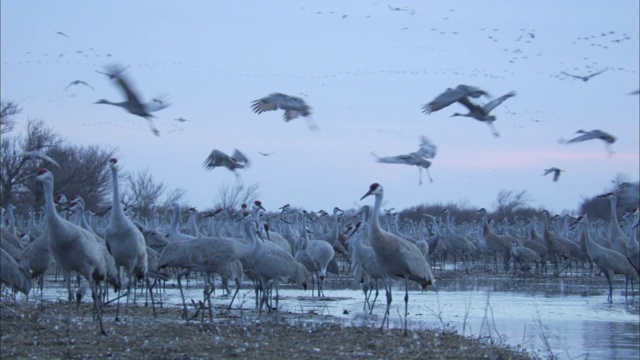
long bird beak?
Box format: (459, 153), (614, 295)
(360, 190), (372, 200)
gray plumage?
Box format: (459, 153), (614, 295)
(543, 167), (564, 182)
(202, 149), (250, 174)
(561, 69), (607, 81)
(559, 129), (616, 156)
(251, 92), (318, 130)
(422, 84), (490, 114)
(94, 63), (170, 136)
(372, 136), (437, 185)
(450, 91), (516, 137)
(65, 80), (94, 91)
(360, 183), (434, 334)
(1, 247), (31, 295)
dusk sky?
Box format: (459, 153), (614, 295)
(2, 1), (638, 214)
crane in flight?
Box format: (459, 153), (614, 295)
(372, 136), (437, 185)
(543, 167), (564, 182)
(561, 69), (607, 82)
(559, 129), (616, 156)
(64, 80), (94, 91)
(94, 63), (170, 136)
(203, 149), (250, 175)
(251, 92), (318, 131)
(422, 84), (491, 115)
(450, 91), (516, 137)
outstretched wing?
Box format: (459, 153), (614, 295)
(251, 93), (284, 114)
(482, 91), (516, 113)
(147, 94), (172, 112)
(422, 87), (466, 114)
(15, 151), (61, 168)
(415, 136), (437, 159)
(586, 69), (607, 79)
(231, 149), (250, 167)
(561, 71), (583, 80)
(203, 149), (231, 170)
(373, 153), (416, 165)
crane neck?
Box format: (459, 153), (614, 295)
(110, 165), (124, 216)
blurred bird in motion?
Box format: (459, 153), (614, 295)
(449, 91), (516, 138)
(14, 151), (61, 168)
(543, 167), (564, 182)
(94, 63), (170, 136)
(559, 129), (617, 156)
(203, 149), (250, 175)
(372, 136), (437, 185)
(251, 92), (318, 131)
(422, 84), (491, 115)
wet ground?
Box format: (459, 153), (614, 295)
(1, 266), (639, 359)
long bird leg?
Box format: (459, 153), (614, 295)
(145, 277), (158, 317)
(425, 168), (434, 183)
(88, 278), (107, 336)
(404, 277), (410, 335)
(604, 271), (613, 303)
(369, 280), (380, 315)
(486, 122), (500, 138)
(145, 118), (160, 136)
(418, 168), (423, 186)
(381, 279), (392, 331)
(227, 279), (241, 310)
(177, 271), (189, 320)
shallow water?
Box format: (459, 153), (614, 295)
(39, 272), (640, 360)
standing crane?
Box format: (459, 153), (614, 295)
(35, 168), (107, 335)
(104, 158), (152, 321)
(360, 183), (434, 334)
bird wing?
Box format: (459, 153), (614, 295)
(561, 71), (582, 80)
(415, 136), (437, 159)
(482, 91), (516, 113)
(543, 168), (554, 176)
(455, 84), (491, 98)
(586, 69), (607, 79)
(251, 94), (281, 114)
(553, 170), (561, 182)
(422, 87), (466, 114)
(109, 70), (148, 114)
(374, 154), (416, 165)
(15, 151), (61, 168)
(203, 149), (231, 170)
(566, 132), (597, 143)
(231, 149), (250, 167)
(78, 81), (94, 90)
(456, 95), (484, 113)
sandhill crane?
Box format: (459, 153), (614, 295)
(575, 214), (639, 302)
(422, 84), (490, 114)
(245, 219), (308, 314)
(251, 92), (318, 131)
(598, 193), (631, 258)
(561, 69), (607, 81)
(510, 241), (541, 277)
(559, 129), (616, 156)
(477, 208), (518, 272)
(450, 91), (516, 137)
(64, 80), (94, 91)
(167, 203), (197, 242)
(372, 136), (437, 185)
(174, 117), (189, 122)
(360, 183), (433, 334)
(304, 234), (335, 297)
(35, 168), (107, 335)
(94, 63), (170, 136)
(539, 210), (581, 276)
(158, 218), (259, 320)
(543, 167), (564, 182)
(349, 221), (386, 313)
(202, 149), (250, 175)
(19, 232), (52, 298)
(104, 158), (151, 321)
(1, 247), (31, 296)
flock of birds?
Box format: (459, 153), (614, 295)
(1, 158), (639, 337)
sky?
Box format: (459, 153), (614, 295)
(1, 1), (638, 215)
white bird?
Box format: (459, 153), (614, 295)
(94, 63), (170, 136)
(372, 136), (437, 185)
(251, 92), (318, 131)
(14, 151), (60, 168)
(422, 84), (490, 114)
(561, 69), (607, 82)
(202, 149), (250, 174)
(360, 183), (434, 334)
(543, 167), (564, 182)
(450, 91), (516, 137)
(559, 129), (616, 156)
(64, 80), (94, 91)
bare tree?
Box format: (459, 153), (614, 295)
(122, 168), (186, 218)
(214, 182), (260, 212)
(1, 119), (63, 208)
(0, 100), (21, 135)
(493, 189), (531, 219)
